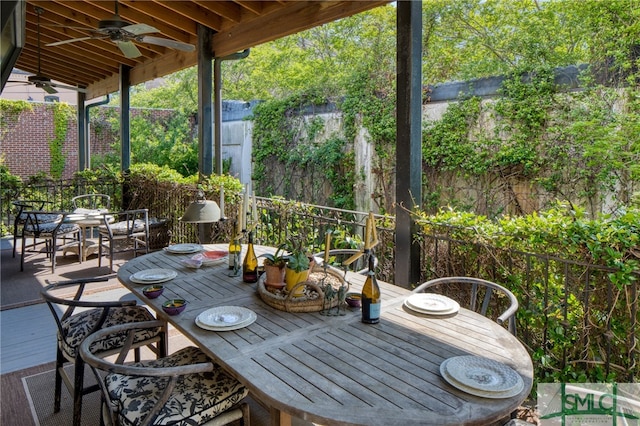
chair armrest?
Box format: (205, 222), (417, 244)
(13, 200), (51, 210)
(81, 321), (212, 377)
(41, 277), (140, 338)
(41, 276), (136, 309)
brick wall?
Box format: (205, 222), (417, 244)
(1, 103), (173, 180)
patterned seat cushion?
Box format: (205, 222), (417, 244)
(24, 221), (78, 236)
(19, 212), (61, 223)
(106, 346), (248, 426)
(101, 220), (146, 235)
(59, 306), (159, 358)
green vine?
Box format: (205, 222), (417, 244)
(251, 89), (359, 207)
(340, 69), (397, 212)
(0, 99), (32, 140)
(49, 103), (75, 179)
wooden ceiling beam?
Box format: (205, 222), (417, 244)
(19, 39), (108, 78)
(86, 50), (197, 99)
(193, 1), (243, 23)
(211, 1), (389, 57)
(150, 0), (224, 32)
(127, 1), (199, 37)
(234, 1), (265, 15)
(17, 49), (104, 86)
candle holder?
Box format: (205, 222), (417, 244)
(228, 234), (242, 277)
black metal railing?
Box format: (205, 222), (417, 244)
(4, 177), (638, 383)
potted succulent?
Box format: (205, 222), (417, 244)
(284, 240), (312, 297)
(260, 244), (288, 288)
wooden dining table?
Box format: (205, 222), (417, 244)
(117, 243), (533, 426)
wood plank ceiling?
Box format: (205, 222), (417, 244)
(14, 0), (390, 100)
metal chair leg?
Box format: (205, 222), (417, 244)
(54, 347), (64, 412)
(72, 355), (85, 426)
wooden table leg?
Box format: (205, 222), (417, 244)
(270, 407), (292, 426)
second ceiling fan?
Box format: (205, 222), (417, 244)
(46, 0), (195, 59)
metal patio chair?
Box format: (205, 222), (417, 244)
(41, 277), (167, 426)
(412, 276), (519, 336)
(80, 320), (250, 426)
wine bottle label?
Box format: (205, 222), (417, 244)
(361, 298), (380, 323)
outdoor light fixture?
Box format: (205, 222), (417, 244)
(180, 190), (221, 223)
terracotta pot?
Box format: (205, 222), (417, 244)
(284, 267), (310, 297)
(264, 264), (285, 286)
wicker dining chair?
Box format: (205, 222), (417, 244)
(98, 208), (149, 271)
(71, 193), (111, 211)
(11, 199), (52, 258)
(20, 210), (82, 273)
(412, 276), (519, 336)
(41, 277), (167, 426)
(80, 320), (250, 426)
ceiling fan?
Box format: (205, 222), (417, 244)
(7, 7), (86, 95)
(45, 0), (195, 59)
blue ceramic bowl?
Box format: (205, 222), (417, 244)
(162, 299), (187, 315)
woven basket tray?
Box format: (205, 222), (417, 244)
(257, 265), (349, 313)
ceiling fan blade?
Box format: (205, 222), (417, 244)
(40, 84), (58, 94)
(47, 37), (95, 47)
(115, 41), (141, 58)
(123, 23), (158, 35)
(50, 83), (87, 94)
(139, 36), (195, 52)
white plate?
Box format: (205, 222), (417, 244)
(197, 306), (256, 327)
(444, 355), (521, 392)
(130, 268), (177, 284)
(195, 307), (257, 331)
(165, 244), (203, 254)
(403, 296), (460, 316)
(193, 250), (229, 266)
(405, 293), (459, 313)
(440, 358), (524, 398)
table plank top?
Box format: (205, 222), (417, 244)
(118, 244), (533, 426)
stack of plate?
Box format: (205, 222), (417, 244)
(193, 250), (228, 266)
(165, 243), (203, 254)
(403, 293), (460, 315)
(130, 268), (178, 284)
(440, 355), (524, 398)
(195, 306), (257, 331)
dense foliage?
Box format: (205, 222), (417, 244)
(79, 1), (640, 218)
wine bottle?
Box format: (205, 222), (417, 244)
(361, 254), (380, 324)
(228, 235), (241, 270)
(242, 231), (258, 283)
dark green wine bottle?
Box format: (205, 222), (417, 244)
(361, 254), (380, 324)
